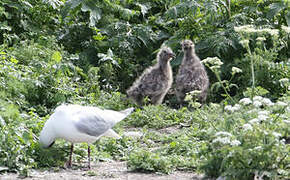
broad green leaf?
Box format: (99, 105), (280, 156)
(10, 57), (18, 64)
(67, 0), (82, 9)
(61, 0), (83, 17)
(286, 11), (290, 26)
(81, 1), (102, 26)
(137, 3), (150, 17)
(43, 0), (64, 9)
(107, 48), (113, 57)
(0, 23), (11, 31)
(267, 2), (285, 19)
(51, 51), (62, 63)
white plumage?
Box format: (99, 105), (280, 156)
(39, 104), (134, 169)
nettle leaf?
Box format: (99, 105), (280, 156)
(136, 3), (150, 17)
(98, 49), (120, 67)
(133, 25), (156, 47)
(66, 0), (83, 9)
(104, 0), (137, 20)
(61, 0), (83, 17)
(286, 11), (290, 26)
(165, 1), (200, 19)
(81, 1), (102, 26)
(42, 0), (64, 9)
(51, 51), (62, 63)
(0, 22), (11, 31)
(267, 2), (285, 19)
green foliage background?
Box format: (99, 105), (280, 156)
(0, 0), (289, 179)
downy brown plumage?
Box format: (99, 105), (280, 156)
(175, 40), (209, 104)
(127, 46), (175, 106)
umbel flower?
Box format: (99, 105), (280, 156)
(202, 57), (223, 71)
(232, 67), (242, 75)
(214, 132), (241, 146)
(239, 98), (252, 105)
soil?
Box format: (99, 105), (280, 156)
(1, 161), (208, 180)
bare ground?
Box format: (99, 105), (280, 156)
(1, 161), (207, 180)
(1, 129), (210, 180)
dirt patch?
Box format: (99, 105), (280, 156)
(1, 161), (207, 180)
(157, 125), (182, 134)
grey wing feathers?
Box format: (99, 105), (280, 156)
(75, 114), (112, 137)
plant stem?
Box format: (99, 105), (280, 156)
(250, 57), (255, 100)
(227, 0), (231, 18)
(214, 71), (235, 104)
(246, 45), (255, 100)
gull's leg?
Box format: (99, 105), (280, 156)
(88, 145), (91, 169)
(66, 143), (74, 168)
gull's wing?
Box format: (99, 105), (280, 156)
(74, 112), (113, 137)
(74, 107), (134, 137)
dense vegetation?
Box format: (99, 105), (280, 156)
(0, 0), (289, 179)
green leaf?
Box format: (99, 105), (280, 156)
(61, 0), (83, 17)
(81, 1), (102, 26)
(51, 51), (62, 63)
(267, 2), (285, 19)
(286, 11), (290, 26)
(66, 0), (82, 9)
(0, 22), (11, 31)
(43, 0), (64, 9)
(10, 57), (18, 64)
(137, 3), (149, 17)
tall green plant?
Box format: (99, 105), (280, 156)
(234, 25), (289, 100)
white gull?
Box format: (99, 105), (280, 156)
(39, 104), (134, 169)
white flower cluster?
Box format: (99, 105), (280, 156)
(209, 103), (221, 109)
(253, 96), (274, 107)
(234, 25), (256, 33)
(282, 26), (290, 33)
(249, 110), (270, 124)
(201, 57), (223, 70)
(260, 28), (279, 36)
(232, 67), (242, 75)
(202, 57), (223, 66)
(256, 37), (266, 42)
(213, 137), (241, 146)
(213, 132), (241, 146)
(224, 104), (241, 113)
(239, 97), (266, 107)
(258, 110), (270, 116)
(276, 101), (287, 107)
(234, 25), (279, 36)
(239, 98), (252, 105)
(279, 78), (289, 84)
(215, 131), (233, 137)
(257, 114), (268, 121)
(286, 106), (290, 113)
(272, 132), (282, 138)
(249, 118), (260, 124)
(239, 39), (249, 48)
(279, 78), (289, 88)
(243, 123), (253, 131)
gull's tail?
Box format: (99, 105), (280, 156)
(120, 107), (135, 116)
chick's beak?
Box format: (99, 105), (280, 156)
(169, 53), (175, 59)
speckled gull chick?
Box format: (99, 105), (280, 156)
(39, 104), (134, 169)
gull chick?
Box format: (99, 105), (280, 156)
(127, 46), (175, 106)
(176, 40), (209, 105)
(39, 104), (134, 169)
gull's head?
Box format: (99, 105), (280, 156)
(39, 125), (56, 148)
